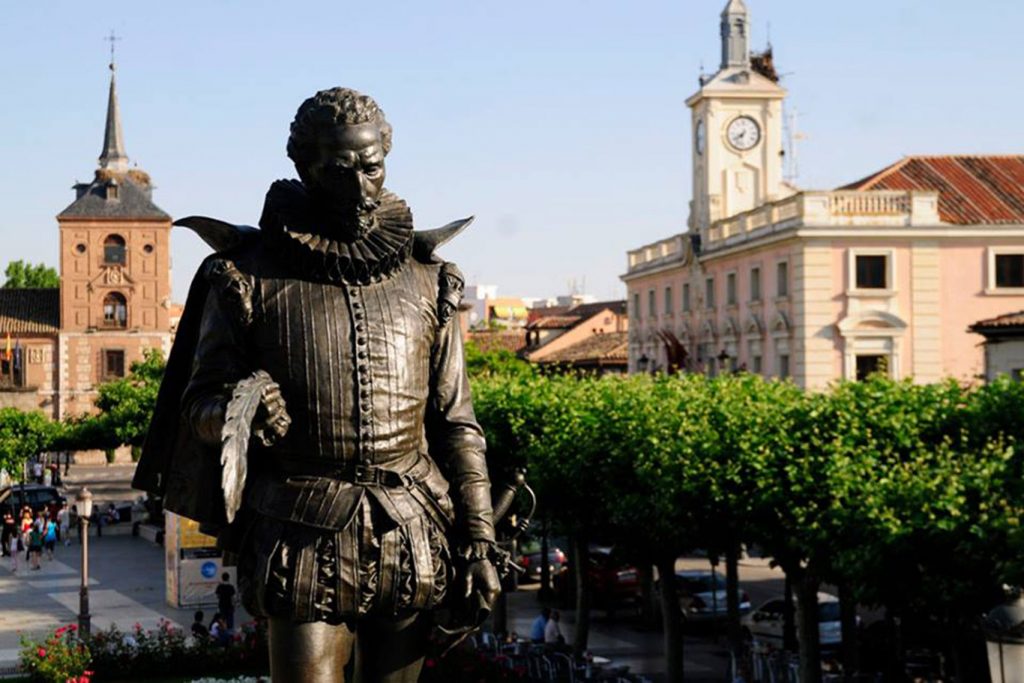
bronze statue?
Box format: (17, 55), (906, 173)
(134, 88), (500, 682)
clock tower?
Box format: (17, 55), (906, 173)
(687, 0), (788, 236)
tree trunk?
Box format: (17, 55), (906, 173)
(796, 571), (822, 683)
(725, 542), (749, 680)
(640, 563), (658, 627)
(838, 582), (858, 681)
(539, 520), (553, 601)
(572, 534), (591, 654)
(883, 608), (902, 682)
(657, 554), (684, 682)
(783, 570), (798, 652)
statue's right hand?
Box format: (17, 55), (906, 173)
(253, 382), (291, 446)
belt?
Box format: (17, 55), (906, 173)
(270, 458), (419, 488)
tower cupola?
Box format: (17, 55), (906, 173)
(720, 0), (750, 69)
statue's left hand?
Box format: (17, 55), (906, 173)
(464, 559), (501, 609)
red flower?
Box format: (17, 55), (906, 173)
(37, 647), (46, 658)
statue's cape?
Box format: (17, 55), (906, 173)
(131, 185), (472, 532)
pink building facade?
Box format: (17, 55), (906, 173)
(624, 175), (1024, 388)
(622, 1), (1024, 388)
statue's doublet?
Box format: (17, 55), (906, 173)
(181, 183), (490, 621)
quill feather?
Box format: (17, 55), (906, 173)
(221, 370), (275, 523)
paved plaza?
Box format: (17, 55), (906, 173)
(0, 464), (788, 680)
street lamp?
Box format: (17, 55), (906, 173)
(984, 590), (1024, 683)
(76, 487), (93, 639)
(717, 348), (731, 374)
(636, 354), (650, 374)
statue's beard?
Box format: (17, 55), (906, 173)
(312, 195), (380, 242)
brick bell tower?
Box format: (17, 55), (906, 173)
(56, 58), (173, 417)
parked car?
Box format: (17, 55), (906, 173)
(674, 570), (751, 622)
(516, 540), (568, 582)
(0, 484), (66, 519)
(553, 545), (642, 613)
(742, 592), (852, 649)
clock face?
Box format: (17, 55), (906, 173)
(695, 119), (706, 156)
(727, 116), (761, 151)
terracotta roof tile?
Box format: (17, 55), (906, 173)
(0, 289), (60, 334)
(537, 332), (629, 365)
(970, 310), (1024, 332)
(466, 330), (527, 354)
(527, 315), (582, 330)
(840, 156), (1024, 225)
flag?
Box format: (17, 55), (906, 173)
(12, 341), (21, 372)
(3, 333), (10, 363)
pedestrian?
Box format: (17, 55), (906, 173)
(27, 523), (42, 570)
(69, 505), (79, 544)
(31, 460), (43, 485)
(1, 511), (15, 558)
(544, 609), (563, 645)
(58, 504), (70, 546)
(20, 509), (32, 562)
(191, 610), (209, 639)
(8, 531), (19, 572)
(43, 516), (57, 561)
(215, 572), (237, 630)
(530, 607), (551, 643)
(209, 612), (230, 647)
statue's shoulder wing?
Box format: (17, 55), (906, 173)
(412, 217), (473, 330)
(412, 217), (474, 264)
(175, 216), (261, 254)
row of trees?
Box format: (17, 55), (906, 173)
(0, 350), (164, 476)
(470, 360), (1024, 682)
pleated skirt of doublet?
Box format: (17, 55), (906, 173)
(240, 496), (452, 623)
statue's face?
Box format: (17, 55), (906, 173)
(301, 121), (387, 240)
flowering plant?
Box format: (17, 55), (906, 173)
(18, 624), (92, 683)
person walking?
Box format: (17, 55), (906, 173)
(1, 511), (15, 558)
(530, 607), (551, 643)
(215, 573), (237, 630)
(69, 506), (79, 544)
(544, 609), (563, 645)
(57, 504), (70, 547)
(43, 516), (57, 561)
(8, 531), (18, 572)
(27, 523), (42, 570)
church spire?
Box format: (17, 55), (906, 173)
(720, 0), (750, 70)
(98, 54), (128, 173)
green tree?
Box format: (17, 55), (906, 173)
(94, 348), (166, 449)
(3, 260), (59, 288)
(0, 408), (59, 477)
(464, 340), (534, 380)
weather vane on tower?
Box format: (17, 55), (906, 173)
(105, 30), (121, 71)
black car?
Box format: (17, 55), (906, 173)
(0, 484), (66, 519)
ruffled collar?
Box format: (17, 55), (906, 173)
(259, 179), (414, 285)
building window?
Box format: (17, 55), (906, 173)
(664, 286), (673, 315)
(855, 354), (889, 381)
(103, 235), (126, 265)
(705, 277), (715, 309)
(648, 290), (656, 317)
(995, 253), (1024, 288)
(856, 254), (888, 289)
(751, 355), (762, 373)
(776, 261), (788, 298)
(103, 350), (126, 380)
(750, 267), (761, 302)
(726, 272), (737, 306)
(682, 283), (691, 312)
(632, 293), (640, 320)
(778, 353), (790, 378)
(103, 292), (128, 328)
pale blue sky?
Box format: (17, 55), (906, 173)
(1, 1), (1021, 302)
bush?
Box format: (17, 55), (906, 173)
(104, 449), (116, 465)
(87, 619), (268, 680)
(19, 624), (92, 683)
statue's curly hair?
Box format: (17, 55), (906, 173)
(287, 88), (393, 167)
